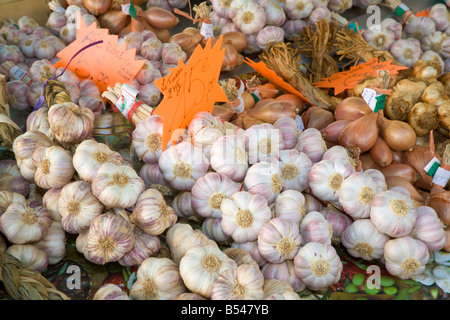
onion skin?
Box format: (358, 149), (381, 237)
(169, 32), (204, 52)
(84, 0), (111, 16)
(429, 185), (450, 225)
(303, 106), (335, 131)
(385, 176), (425, 205)
(359, 152), (382, 171)
(404, 145), (434, 190)
(369, 135), (392, 167)
(222, 32), (248, 53)
(377, 114), (417, 152)
(221, 44), (239, 72)
(407, 102), (439, 137)
(247, 99), (299, 124)
(212, 104), (235, 121)
(320, 120), (351, 143)
(338, 111), (378, 153)
(444, 226), (450, 252)
(391, 150), (405, 164)
(380, 163), (419, 184)
(99, 10), (129, 34)
(334, 97), (372, 121)
(140, 7), (179, 30)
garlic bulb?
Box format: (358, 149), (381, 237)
(91, 163), (145, 209)
(410, 206), (446, 252)
(284, 0), (314, 19)
(130, 257), (186, 300)
(304, 193), (323, 213)
(320, 205), (352, 243)
(172, 191), (197, 218)
(256, 26), (284, 50)
(364, 169), (387, 193)
(232, 3), (266, 35)
(384, 236), (430, 280)
(278, 149), (312, 192)
(429, 3), (450, 32)
(328, 0), (353, 13)
(75, 229), (89, 255)
(32, 146), (75, 189)
(26, 105), (53, 140)
(141, 38), (163, 61)
(73, 139), (124, 182)
(119, 226), (160, 266)
(58, 181), (104, 234)
(362, 27), (395, 51)
(6, 80), (29, 110)
(381, 18), (403, 41)
(48, 102), (94, 148)
(33, 220), (66, 265)
(390, 38), (423, 68)
(191, 172), (241, 219)
(341, 219), (389, 261)
(223, 248), (259, 268)
(296, 128), (327, 164)
(308, 6), (331, 26)
(130, 188), (177, 236)
(338, 171), (378, 220)
(210, 130), (248, 182)
(300, 211), (333, 245)
(257, 217), (302, 263)
(0, 201), (51, 244)
(158, 141), (209, 191)
(245, 123), (285, 164)
(244, 161), (283, 205)
(293, 242), (343, 291)
(308, 159), (355, 203)
(421, 32), (450, 59)
(0, 191), (26, 216)
(42, 188), (62, 221)
(260, 0), (286, 27)
(369, 189), (417, 238)
(231, 240), (268, 267)
(179, 245), (237, 299)
(85, 213), (135, 265)
(202, 217), (233, 243)
(221, 191), (272, 243)
(0, 160), (29, 197)
(273, 117), (300, 149)
(139, 163), (175, 197)
(28, 59), (55, 83)
(404, 17), (436, 40)
(263, 278), (299, 300)
(6, 244), (48, 272)
(211, 263), (264, 300)
(93, 284), (129, 300)
(188, 111), (224, 160)
(132, 115), (163, 164)
(261, 260), (306, 293)
(274, 189), (306, 225)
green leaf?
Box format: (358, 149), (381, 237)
(352, 261), (369, 271)
(407, 286), (422, 294)
(58, 262), (69, 276)
(393, 288), (410, 300)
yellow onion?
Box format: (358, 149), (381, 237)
(221, 44), (239, 72)
(222, 31), (248, 53)
(98, 10), (129, 34)
(84, 0), (111, 16)
(334, 97), (372, 121)
(369, 135), (392, 168)
(303, 106), (335, 131)
(246, 99), (300, 125)
(338, 111), (378, 153)
(377, 113), (417, 152)
(407, 102), (439, 137)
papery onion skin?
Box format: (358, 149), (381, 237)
(84, 0), (111, 16)
(338, 112), (379, 153)
(404, 145), (434, 190)
(380, 163), (419, 184)
(334, 97), (372, 121)
(321, 120), (352, 144)
(369, 135), (392, 168)
(377, 114), (417, 152)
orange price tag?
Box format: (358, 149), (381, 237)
(54, 12), (145, 93)
(244, 58), (310, 104)
(153, 35), (228, 150)
(416, 8), (430, 17)
(313, 58), (408, 95)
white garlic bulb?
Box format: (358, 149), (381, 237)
(6, 244), (48, 272)
(390, 38), (423, 68)
(220, 191), (272, 243)
(300, 211), (333, 245)
(0, 160), (30, 197)
(429, 3), (450, 32)
(119, 227), (160, 267)
(130, 188), (178, 236)
(320, 205), (352, 243)
(245, 123), (285, 164)
(85, 213), (135, 265)
(171, 191), (197, 218)
(404, 17), (436, 40)
(42, 188), (62, 221)
(273, 117), (300, 149)
(223, 248), (259, 268)
(0, 190), (26, 216)
(202, 217), (233, 243)
(381, 18), (403, 41)
(341, 219), (390, 261)
(93, 284), (129, 300)
(231, 240), (268, 267)
(232, 2), (266, 35)
(362, 27), (395, 51)
(130, 257), (186, 300)
(33, 220), (66, 265)
(278, 149), (312, 192)
(92, 163), (145, 209)
(179, 245), (237, 299)
(211, 263), (265, 300)
(363, 169), (387, 193)
(132, 115), (163, 164)
(257, 217), (302, 263)
(75, 229), (89, 255)
(384, 236), (430, 280)
(244, 161), (283, 205)
(0, 201), (51, 244)
(191, 172), (241, 219)
(260, 0), (286, 27)
(73, 139), (123, 182)
(261, 260), (306, 293)
(158, 141), (209, 191)
(409, 206), (446, 252)
(139, 163), (175, 197)
(58, 181), (104, 234)
(284, 0), (314, 19)
(274, 189), (306, 225)
(296, 128), (327, 164)
(370, 189), (417, 237)
(309, 159), (355, 203)
(188, 111), (224, 160)
(256, 25), (285, 50)
(262, 278), (299, 300)
(293, 242), (343, 291)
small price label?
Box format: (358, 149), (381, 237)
(424, 157), (441, 177)
(432, 167), (450, 187)
(361, 88), (385, 112)
(200, 23), (214, 39)
(394, 3), (410, 18)
(116, 83), (139, 119)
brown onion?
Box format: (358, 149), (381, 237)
(407, 102), (439, 137)
(221, 44), (239, 72)
(384, 90), (413, 121)
(320, 120), (351, 143)
(404, 145), (434, 190)
(334, 97), (372, 121)
(391, 150), (405, 164)
(338, 111), (378, 153)
(222, 31), (248, 53)
(169, 32), (204, 52)
(303, 106), (335, 130)
(246, 99), (299, 124)
(99, 10), (129, 34)
(369, 135), (392, 167)
(429, 185), (450, 225)
(212, 104), (235, 121)
(359, 152), (382, 171)
(139, 7), (179, 30)
(386, 176), (425, 205)
(84, 0), (111, 16)
(377, 113), (417, 151)
(380, 163), (419, 184)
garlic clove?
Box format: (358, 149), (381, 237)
(274, 189), (306, 225)
(244, 161), (284, 205)
(0, 190), (27, 216)
(32, 220), (66, 265)
(300, 211), (333, 245)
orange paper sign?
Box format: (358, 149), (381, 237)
(416, 8), (430, 17)
(153, 36), (228, 150)
(54, 12), (145, 93)
(313, 58), (408, 95)
(244, 58), (310, 104)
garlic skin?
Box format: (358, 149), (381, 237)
(202, 217), (233, 243)
(293, 242), (343, 291)
(328, 0), (352, 13)
(421, 31), (450, 59)
(32, 146), (75, 190)
(404, 17), (436, 40)
(296, 128), (327, 164)
(220, 191), (272, 243)
(244, 161), (284, 205)
(320, 205), (352, 243)
(256, 26), (284, 51)
(429, 3), (450, 32)
(364, 169), (387, 193)
(130, 188), (178, 236)
(309, 159), (355, 204)
(338, 171), (378, 220)
(58, 181), (104, 234)
(278, 149), (312, 192)
(300, 211), (333, 245)
(260, 0), (286, 27)
(42, 188), (62, 221)
(284, 0), (314, 19)
(409, 206), (446, 252)
(191, 172), (241, 219)
(362, 27), (395, 51)
(381, 18), (403, 41)
(231, 240), (268, 267)
(188, 111), (224, 160)
(304, 193), (324, 213)
(158, 141), (210, 191)
(223, 248), (259, 268)
(0, 201), (51, 244)
(369, 189), (417, 238)
(132, 115), (163, 164)
(384, 236), (430, 280)
(390, 38), (423, 68)
(85, 213), (135, 265)
(179, 245), (237, 299)
(245, 123), (285, 164)
(139, 163), (175, 197)
(274, 190), (306, 225)
(0, 191), (26, 216)
(233, 2), (266, 35)
(91, 163), (145, 209)
(257, 217), (302, 264)
(73, 139), (124, 183)
(263, 279), (300, 300)
(341, 219), (389, 261)
(26, 106), (53, 140)
(93, 284), (129, 300)
(6, 80), (29, 110)
(172, 191), (197, 218)
(33, 220), (66, 265)
(211, 263), (264, 300)
(0, 160), (30, 197)
(6, 244), (48, 272)
(130, 257), (186, 300)
(274, 117), (300, 149)
(261, 260), (306, 293)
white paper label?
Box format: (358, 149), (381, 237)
(424, 157), (441, 173)
(9, 66), (28, 81)
(295, 115), (304, 133)
(432, 167), (450, 187)
(361, 88), (377, 111)
(231, 79), (246, 114)
(121, 4), (131, 15)
(116, 83), (139, 118)
(200, 23), (214, 39)
(399, 3), (410, 12)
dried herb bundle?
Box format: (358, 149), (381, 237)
(0, 75), (23, 150)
